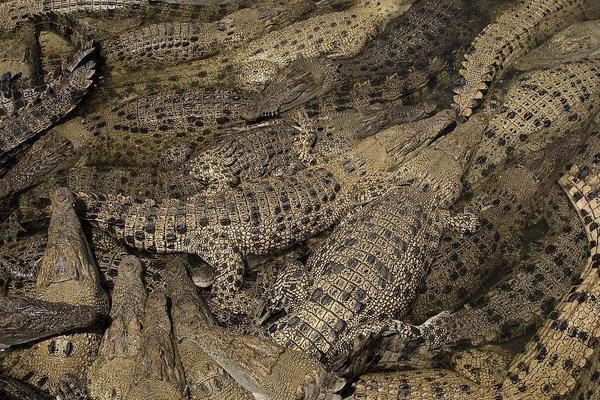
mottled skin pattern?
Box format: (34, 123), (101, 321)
(0, 188), (108, 394)
(231, 0), (475, 119)
(187, 103), (435, 188)
(84, 87), (252, 168)
(265, 115), (486, 368)
(0, 228), (171, 296)
(76, 111), (456, 305)
(103, 0), (315, 69)
(0, 295), (98, 350)
(124, 291), (187, 400)
(337, 166), (600, 399)
(123, 0), (416, 89)
(0, 0), (251, 33)
(183, 322), (345, 400)
(0, 375), (53, 400)
(0, 118), (94, 199)
(497, 166), (600, 399)
(0, 42), (96, 165)
(165, 257), (253, 399)
(513, 20), (600, 72)
(453, 0), (596, 118)
(88, 256), (147, 400)
(465, 60), (600, 186)
(407, 139), (583, 324)
(349, 347), (511, 399)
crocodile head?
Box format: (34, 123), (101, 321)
(193, 325), (345, 399)
(243, 57), (340, 121)
(392, 111), (488, 207)
(36, 187), (108, 312)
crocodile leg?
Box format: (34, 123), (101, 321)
(187, 231), (245, 303)
(257, 254), (311, 324)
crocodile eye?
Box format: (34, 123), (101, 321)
(48, 340), (57, 355)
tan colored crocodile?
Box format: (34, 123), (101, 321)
(76, 111), (456, 305)
(343, 165), (600, 399)
(513, 19), (600, 71)
(465, 60), (600, 186)
(0, 187), (108, 394)
(88, 256), (147, 400)
(124, 290), (187, 400)
(103, 0), (315, 70)
(165, 256), (254, 399)
(121, 0), (417, 90)
(452, 0), (597, 118)
(178, 310), (346, 399)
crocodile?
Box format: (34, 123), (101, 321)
(83, 86), (253, 168)
(103, 0), (315, 70)
(452, 0), (598, 118)
(75, 110), (456, 305)
(260, 114), (487, 368)
(0, 187), (108, 394)
(0, 226), (175, 296)
(349, 346), (511, 400)
(247, 0), (478, 119)
(186, 102), (436, 188)
(513, 19), (600, 72)
(0, 0), (254, 33)
(0, 40), (96, 166)
(342, 165), (600, 399)
(176, 305), (346, 399)
(407, 136), (586, 324)
(165, 256), (253, 399)
(464, 60), (600, 186)
(124, 290), (187, 400)
(88, 256), (146, 400)
(0, 295), (99, 350)
(121, 0), (417, 91)
(0, 376), (53, 400)
(0, 117), (94, 199)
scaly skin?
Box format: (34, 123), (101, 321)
(350, 347), (511, 400)
(187, 103), (435, 188)
(0, 25), (40, 89)
(184, 323), (345, 399)
(407, 136), (585, 325)
(498, 165), (600, 399)
(345, 165), (600, 399)
(84, 87), (252, 168)
(103, 1), (315, 69)
(124, 291), (187, 400)
(76, 111), (456, 305)
(0, 229), (172, 295)
(88, 256), (147, 400)
(123, 0), (417, 90)
(165, 257), (253, 400)
(0, 296), (98, 351)
(0, 376), (53, 400)
(249, 0), (476, 119)
(0, 118), (94, 199)
(452, 0), (595, 118)
(0, 43), (96, 165)
(0, 188), (108, 394)
(265, 115), (486, 368)
(0, 0), (250, 33)
(513, 19), (600, 71)
(465, 60), (600, 186)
